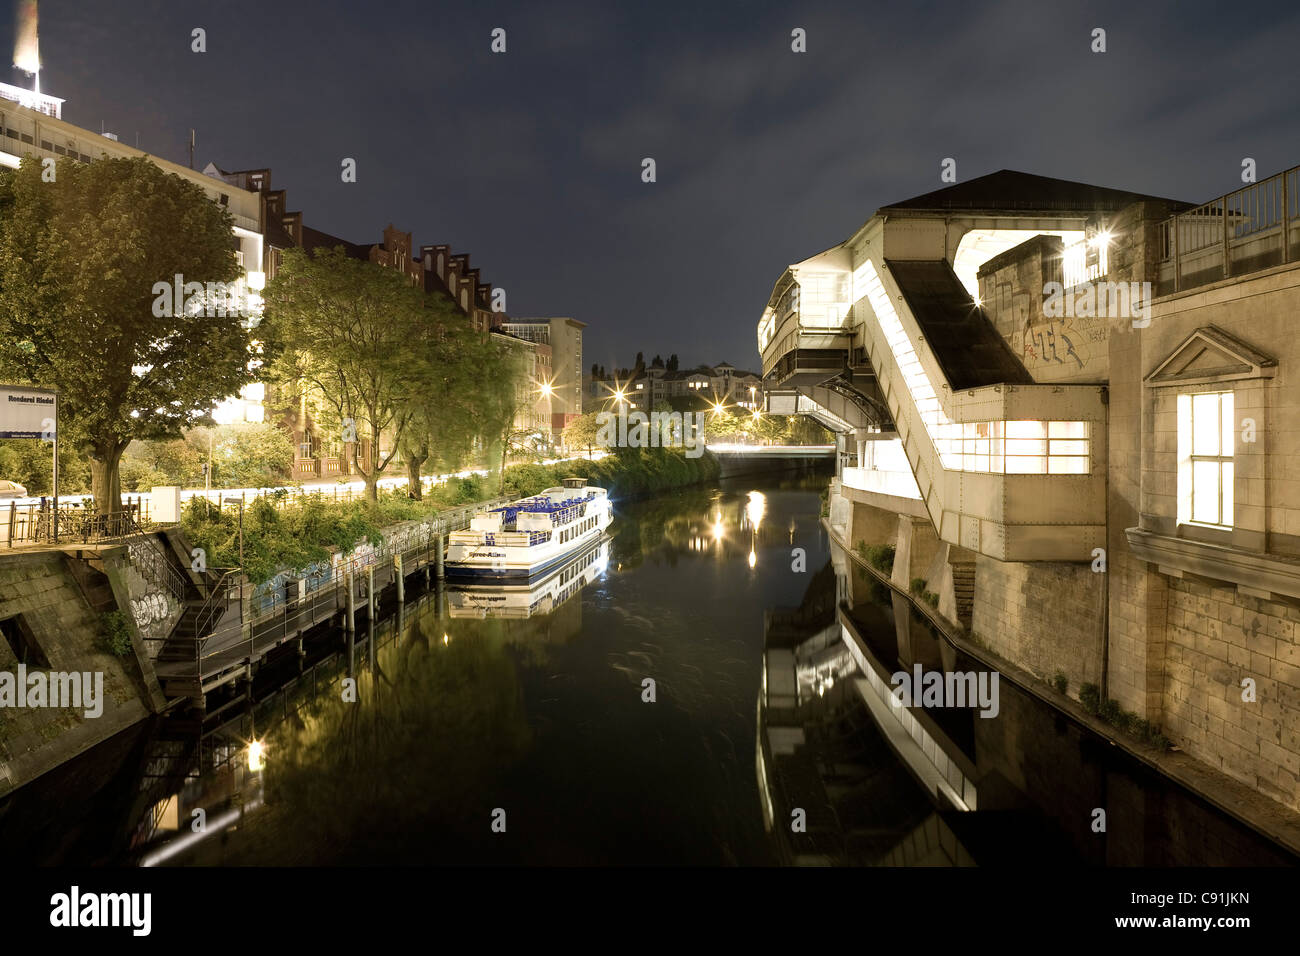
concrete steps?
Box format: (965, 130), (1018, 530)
(951, 562), (976, 630)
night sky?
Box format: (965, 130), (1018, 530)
(6, 0), (1300, 372)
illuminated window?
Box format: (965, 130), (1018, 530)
(1178, 391), (1233, 528)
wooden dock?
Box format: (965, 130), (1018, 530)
(152, 501), (507, 704)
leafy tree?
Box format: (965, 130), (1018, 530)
(120, 435), (204, 490)
(475, 340), (533, 493)
(264, 246), (439, 503)
(398, 305), (492, 499)
(199, 423), (295, 488)
(0, 433), (92, 495)
(0, 155), (256, 511)
(562, 411), (602, 456)
(667, 353), (679, 372)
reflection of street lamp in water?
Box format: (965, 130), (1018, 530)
(745, 491), (765, 569)
(248, 739), (265, 772)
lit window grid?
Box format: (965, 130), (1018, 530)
(796, 272), (851, 328)
(857, 259), (1090, 476)
(1062, 238), (1108, 290)
(1178, 391), (1234, 528)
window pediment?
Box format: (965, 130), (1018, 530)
(1144, 325), (1276, 388)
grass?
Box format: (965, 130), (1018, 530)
(98, 610), (133, 657)
(1078, 681), (1171, 751)
(181, 447), (719, 585)
(504, 446), (720, 502)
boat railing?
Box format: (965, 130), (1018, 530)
(483, 530), (552, 547)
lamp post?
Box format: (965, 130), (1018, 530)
(224, 496), (244, 564)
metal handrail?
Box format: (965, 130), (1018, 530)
(1159, 164), (1298, 292)
(118, 513), (187, 604)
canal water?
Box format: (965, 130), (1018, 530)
(2, 468), (1296, 865)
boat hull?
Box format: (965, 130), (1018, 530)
(445, 508), (611, 581)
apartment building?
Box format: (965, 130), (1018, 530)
(602, 362), (762, 412)
(499, 317), (585, 438)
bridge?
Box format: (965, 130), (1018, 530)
(705, 443), (834, 479)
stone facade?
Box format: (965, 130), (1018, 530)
(970, 557), (1104, 690)
(1161, 579), (1300, 808)
(0, 553), (153, 795)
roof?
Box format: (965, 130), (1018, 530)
(881, 169), (1188, 215)
(887, 259), (1034, 390)
(299, 226), (370, 260)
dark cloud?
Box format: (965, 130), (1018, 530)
(5, 0), (1300, 370)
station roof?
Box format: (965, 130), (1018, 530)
(880, 169), (1187, 215)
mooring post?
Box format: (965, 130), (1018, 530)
(395, 552), (405, 603)
(368, 596), (375, 671)
(368, 565), (375, 616)
(435, 534), (445, 581)
(345, 569), (355, 636)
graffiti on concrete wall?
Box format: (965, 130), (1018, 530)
(130, 590), (175, 642)
(1016, 313), (1106, 374)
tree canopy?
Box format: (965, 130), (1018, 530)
(0, 155), (258, 510)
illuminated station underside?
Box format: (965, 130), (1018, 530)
(758, 172), (1137, 562)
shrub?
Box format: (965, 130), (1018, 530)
(1051, 671), (1068, 694)
(1099, 697), (1124, 726)
(1079, 682), (1101, 715)
(99, 610), (133, 657)
(854, 543), (895, 573)
(910, 577), (927, 595)
(922, 590), (940, 609)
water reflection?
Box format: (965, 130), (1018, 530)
(755, 529), (1300, 866)
(5, 467), (1295, 866)
(447, 539), (610, 620)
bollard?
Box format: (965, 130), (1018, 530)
(435, 534), (445, 581)
(395, 553), (405, 603)
(368, 565), (375, 616)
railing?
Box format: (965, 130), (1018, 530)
(157, 568), (241, 679)
(1159, 165), (1300, 294)
(243, 499), (511, 620)
(1061, 234), (1108, 289)
(121, 514), (187, 604)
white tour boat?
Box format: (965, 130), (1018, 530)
(447, 537), (609, 619)
(445, 477), (612, 581)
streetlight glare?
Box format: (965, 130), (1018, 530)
(248, 739), (265, 772)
